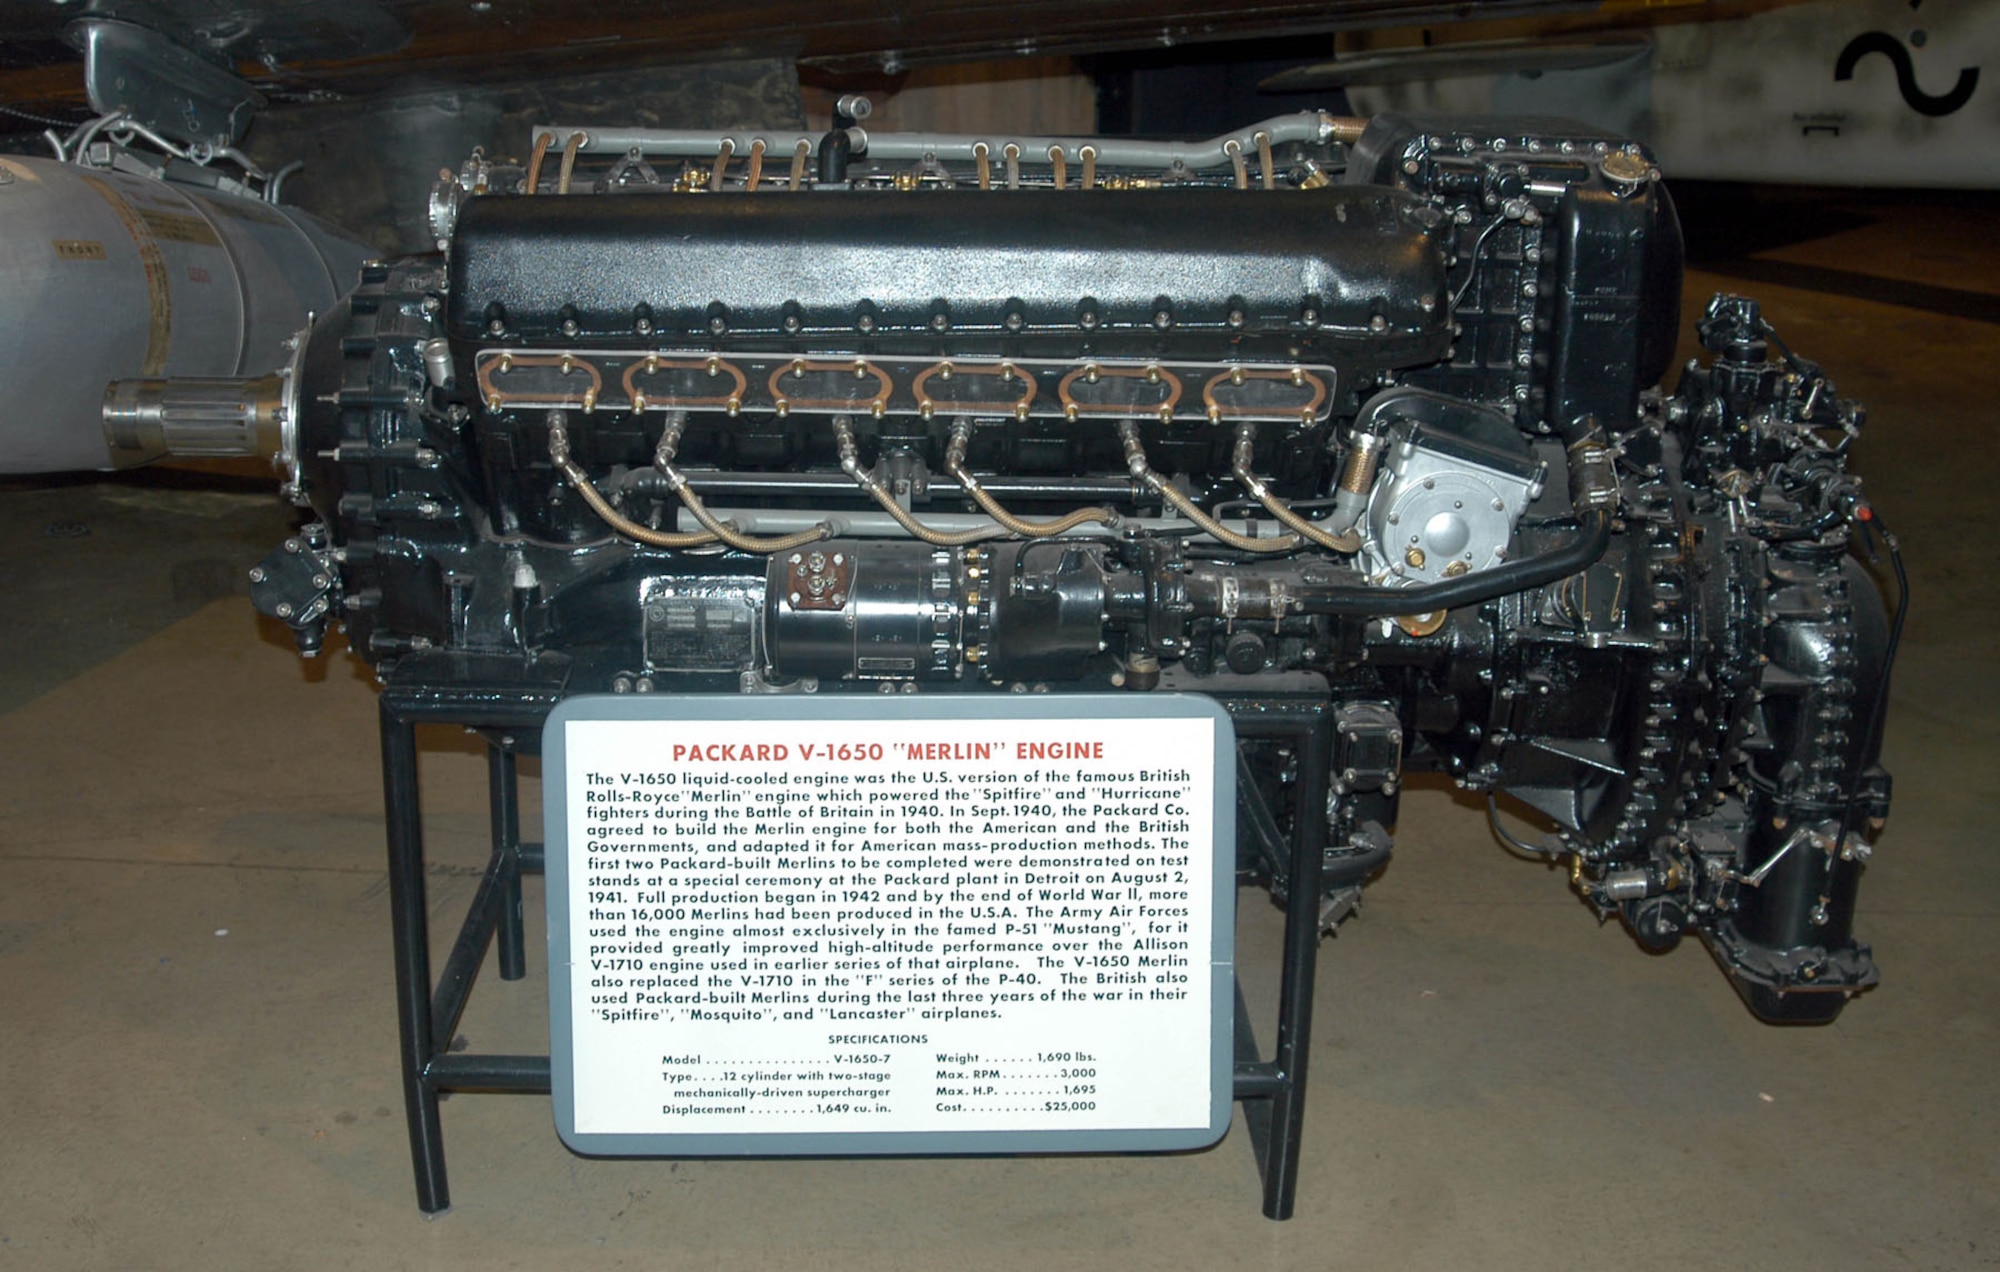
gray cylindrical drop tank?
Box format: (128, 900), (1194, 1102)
(0, 154), (371, 473)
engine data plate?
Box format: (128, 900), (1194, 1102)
(544, 693), (1235, 1156)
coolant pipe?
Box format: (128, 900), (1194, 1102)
(1206, 402), (1616, 616)
(1230, 422), (1359, 552)
(1117, 420), (1301, 554)
(1191, 510), (1612, 618)
(832, 416), (1007, 547)
(1326, 430), (1385, 537)
(944, 419), (1120, 537)
(650, 413), (831, 552)
(548, 413), (831, 553)
(548, 414), (718, 549)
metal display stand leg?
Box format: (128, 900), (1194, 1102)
(380, 703), (449, 1212)
(380, 688), (556, 1216)
(1227, 701), (1334, 1221)
(489, 747), (528, 983)
(379, 686), (1333, 1220)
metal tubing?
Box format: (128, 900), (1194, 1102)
(1266, 706), (1332, 1220)
(832, 415), (1007, 546)
(1233, 983), (1277, 1171)
(425, 1053), (553, 1092)
(554, 452), (720, 550)
(1118, 420), (1301, 554)
(533, 112), (1342, 173)
(429, 842), (511, 1047)
(1229, 699), (1334, 1221)
(1231, 422), (1359, 553)
(489, 746), (527, 982)
(657, 470), (1144, 502)
(381, 700), (450, 1214)
(1282, 510), (1612, 616)
(682, 506), (1265, 542)
(945, 419), (1120, 537)
(1233, 1059), (1286, 1100)
(1235, 742), (1295, 879)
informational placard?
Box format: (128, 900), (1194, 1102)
(544, 693), (1235, 1156)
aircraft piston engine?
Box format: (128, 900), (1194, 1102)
(129, 111), (1896, 1023)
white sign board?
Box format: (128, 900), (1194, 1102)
(545, 693), (1235, 1155)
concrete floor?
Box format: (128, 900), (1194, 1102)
(2, 187), (1996, 1271)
